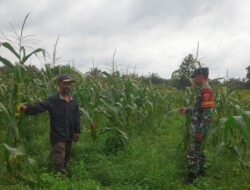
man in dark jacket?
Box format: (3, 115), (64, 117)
(20, 74), (81, 173)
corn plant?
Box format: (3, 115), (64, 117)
(74, 70), (173, 154)
(0, 13), (45, 173)
(216, 110), (250, 181)
(204, 86), (250, 181)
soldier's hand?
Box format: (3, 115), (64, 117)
(179, 107), (187, 115)
(195, 133), (204, 143)
(20, 104), (27, 112)
(74, 133), (80, 142)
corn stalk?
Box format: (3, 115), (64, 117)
(0, 13), (44, 173)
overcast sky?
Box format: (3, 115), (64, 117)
(0, 0), (250, 79)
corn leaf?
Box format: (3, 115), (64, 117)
(0, 42), (20, 59)
(0, 56), (15, 70)
(243, 111), (250, 118)
(0, 102), (12, 122)
(21, 48), (45, 64)
(27, 157), (36, 165)
(79, 107), (92, 122)
(233, 116), (250, 140)
(115, 127), (129, 141)
(2, 143), (24, 156)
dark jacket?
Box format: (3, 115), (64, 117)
(25, 93), (81, 144)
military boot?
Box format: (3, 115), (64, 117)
(198, 161), (206, 177)
(198, 168), (205, 177)
(183, 172), (196, 185)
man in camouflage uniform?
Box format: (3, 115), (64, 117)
(180, 67), (214, 184)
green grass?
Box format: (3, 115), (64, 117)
(1, 111), (248, 190)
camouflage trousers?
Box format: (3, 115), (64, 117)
(51, 141), (72, 173)
(186, 120), (210, 175)
(186, 139), (205, 175)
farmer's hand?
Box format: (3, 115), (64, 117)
(20, 104), (27, 112)
(74, 133), (80, 142)
(179, 107), (187, 115)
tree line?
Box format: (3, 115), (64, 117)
(1, 53), (249, 90)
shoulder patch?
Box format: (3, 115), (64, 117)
(201, 88), (215, 109)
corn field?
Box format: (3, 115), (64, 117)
(0, 15), (250, 190)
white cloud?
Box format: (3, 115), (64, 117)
(0, 0), (250, 79)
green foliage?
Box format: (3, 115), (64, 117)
(172, 54), (199, 90)
(1, 62), (249, 188)
(0, 13), (45, 174)
(246, 65), (250, 81)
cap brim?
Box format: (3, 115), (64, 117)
(62, 79), (75, 83)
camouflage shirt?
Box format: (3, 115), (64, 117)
(187, 82), (215, 135)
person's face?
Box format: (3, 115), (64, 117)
(58, 81), (73, 94)
(193, 74), (204, 86)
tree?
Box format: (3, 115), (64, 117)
(246, 66), (250, 88)
(171, 54), (199, 90)
(246, 66), (250, 81)
(224, 78), (246, 89)
(86, 67), (103, 78)
(147, 72), (162, 84)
